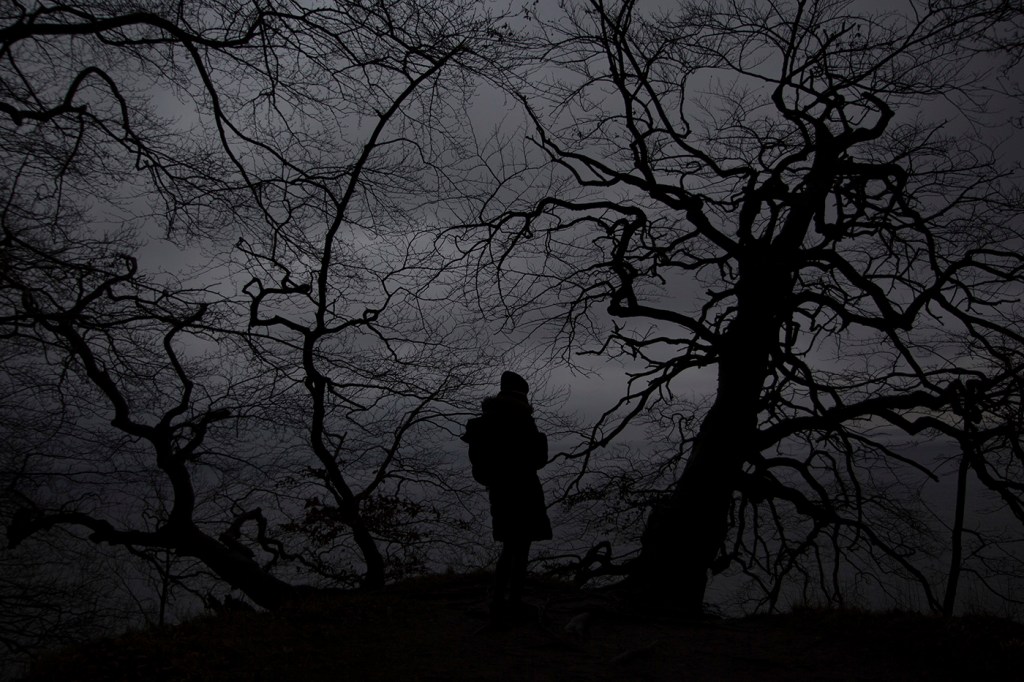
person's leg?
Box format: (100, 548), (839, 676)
(492, 540), (514, 613)
(507, 539), (531, 604)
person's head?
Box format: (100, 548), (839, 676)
(500, 371), (529, 397)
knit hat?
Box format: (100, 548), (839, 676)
(500, 371), (529, 395)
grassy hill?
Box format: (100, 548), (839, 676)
(22, 574), (1024, 681)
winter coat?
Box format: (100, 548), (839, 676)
(461, 392), (553, 542)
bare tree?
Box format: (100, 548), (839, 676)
(455, 0), (1024, 613)
(1, 0), (517, 627)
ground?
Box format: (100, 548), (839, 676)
(22, 574), (1024, 681)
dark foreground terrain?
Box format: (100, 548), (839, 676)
(23, 574), (1024, 681)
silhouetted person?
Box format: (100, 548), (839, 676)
(462, 371), (552, 624)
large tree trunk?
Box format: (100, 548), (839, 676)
(177, 527), (303, 610)
(625, 250), (785, 613)
(158, 449), (302, 609)
(8, 510), (308, 612)
(625, 359), (762, 613)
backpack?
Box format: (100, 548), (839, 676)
(462, 415), (497, 486)
(462, 414), (548, 487)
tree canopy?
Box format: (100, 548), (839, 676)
(2, 0), (1023, 665)
(451, 0), (1024, 612)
